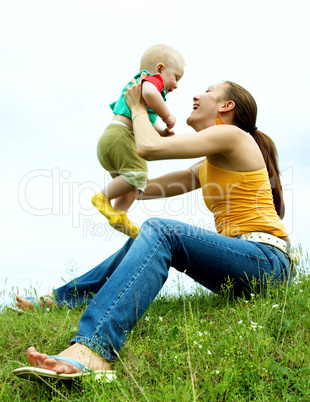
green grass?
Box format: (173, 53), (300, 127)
(1, 247), (309, 401)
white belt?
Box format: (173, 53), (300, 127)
(239, 232), (289, 254)
(239, 232), (300, 276)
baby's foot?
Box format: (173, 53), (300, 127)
(92, 193), (126, 222)
(16, 294), (56, 311)
(109, 215), (123, 225)
(92, 193), (139, 237)
(110, 214), (140, 238)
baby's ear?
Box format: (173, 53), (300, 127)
(155, 63), (164, 74)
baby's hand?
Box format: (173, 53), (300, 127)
(164, 113), (176, 130)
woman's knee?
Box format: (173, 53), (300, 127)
(141, 217), (166, 230)
(140, 218), (186, 241)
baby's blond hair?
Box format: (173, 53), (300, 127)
(140, 44), (185, 73)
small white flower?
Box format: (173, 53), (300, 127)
(198, 331), (203, 337)
(244, 300), (249, 303)
(194, 341), (198, 345)
(251, 321), (263, 330)
(238, 320), (243, 324)
(199, 344), (202, 349)
(159, 316), (163, 321)
(272, 304), (279, 308)
(215, 370), (220, 374)
(250, 293), (255, 297)
(300, 289), (304, 292)
(174, 356), (178, 361)
(145, 316), (149, 321)
(207, 350), (211, 355)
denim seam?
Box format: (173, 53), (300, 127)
(164, 228), (269, 262)
(88, 229), (167, 355)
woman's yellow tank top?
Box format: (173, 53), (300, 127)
(199, 159), (288, 237)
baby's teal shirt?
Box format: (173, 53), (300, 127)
(109, 70), (167, 126)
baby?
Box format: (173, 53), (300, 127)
(91, 44), (185, 238)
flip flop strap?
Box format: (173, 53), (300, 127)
(25, 297), (41, 309)
(48, 355), (91, 372)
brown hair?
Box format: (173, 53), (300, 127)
(222, 81), (285, 219)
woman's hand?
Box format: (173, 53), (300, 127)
(160, 128), (175, 137)
(124, 73), (148, 115)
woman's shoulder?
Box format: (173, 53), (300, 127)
(198, 125), (248, 144)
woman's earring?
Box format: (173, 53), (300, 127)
(216, 113), (223, 125)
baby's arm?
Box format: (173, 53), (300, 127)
(142, 81), (176, 131)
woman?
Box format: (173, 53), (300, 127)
(14, 77), (294, 382)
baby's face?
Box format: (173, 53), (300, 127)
(160, 61), (184, 93)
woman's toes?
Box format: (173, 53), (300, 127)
(16, 295), (34, 311)
(27, 347), (42, 366)
(27, 348), (65, 372)
(44, 358), (68, 373)
(16, 294), (56, 311)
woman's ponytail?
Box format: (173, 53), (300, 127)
(251, 129), (285, 219)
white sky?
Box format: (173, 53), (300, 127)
(1, 0), (309, 303)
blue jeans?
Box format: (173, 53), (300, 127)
(54, 218), (291, 361)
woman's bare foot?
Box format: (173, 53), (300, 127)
(16, 293), (56, 311)
(27, 343), (111, 373)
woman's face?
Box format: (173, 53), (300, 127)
(186, 82), (226, 131)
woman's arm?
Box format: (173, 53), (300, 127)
(137, 162), (202, 200)
(135, 115), (239, 161)
(125, 79), (239, 161)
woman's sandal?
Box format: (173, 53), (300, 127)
(13, 355), (116, 382)
(9, 296), (56, 313)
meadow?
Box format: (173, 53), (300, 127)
(1, 246), (309, 401)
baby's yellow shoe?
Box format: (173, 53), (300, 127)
(92, 193), (139, 238)
(92, 193), (124, 222)
(109, 215), (140, 239)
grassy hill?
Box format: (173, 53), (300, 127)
(1, 247), (309, 401)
